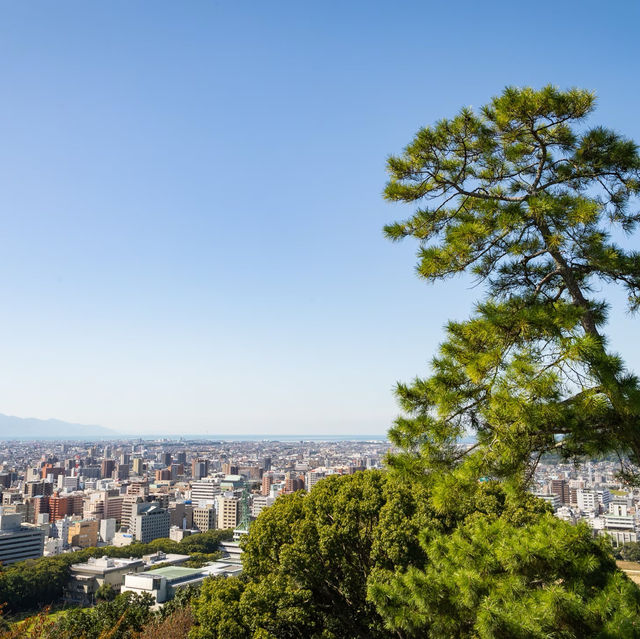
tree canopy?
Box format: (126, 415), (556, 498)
(383, 85), (640, 484)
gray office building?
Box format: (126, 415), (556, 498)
(0, 512), (45, 565)
(133, 503), (170, 544)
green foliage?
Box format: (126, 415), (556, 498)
(191, 577), (248, 639)
(94, 582), (116, 602)
(184, 552), (222, 568)
(48, 591), (155, 639)
(619, 542), (640, 563)
(188, 473), (640, 639)
(192, 472), (435, 638)
(369, 515), (640, 638)
(190, 473), (560, 639)
(383, 85), (640, 483)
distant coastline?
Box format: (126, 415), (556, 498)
(0, 433), (390, 442)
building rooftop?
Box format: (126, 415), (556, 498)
(71, 555), (144, 574)
(147, 565), (201, 581)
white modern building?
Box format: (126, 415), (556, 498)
(191, 479), (220, 504)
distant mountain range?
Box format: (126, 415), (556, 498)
(0, 413), (117, 440)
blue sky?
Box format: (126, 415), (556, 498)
(0, 1), (638, 435)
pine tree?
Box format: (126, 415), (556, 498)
(383, 86), (640, 485)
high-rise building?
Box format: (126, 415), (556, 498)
(127, 482), (149, 496)
(0, 512), (45, 565)
(222, 463), (239, 476)
(132, 458), (144, 475)
(261, 457), (272, 472)
(261, 474), (273, 496)
(193, 506), (216, 532)
(284, 473), (305, 494)
(175, 452), (187, 466)
(101, 460), (115, 479)
(192, 459), (208, 480)
(121, 495), (145, 531)
(216, 495), (239, 529)
(160, 453), (172, 467)
(84, 491), (123, 523)
(251, 495), (275, 518)
(191, 479), (220, 503)
(306, 470), (326, 492)
(99, 518), (116, 544)
(41, 464), (65, 481)
(550, 479), (570, 505)
(169, 501), (193, 530)
(155, 469), (171, 482)
(115, 464), (130, 481)
(49, 493), (84, 523)
(133, 503), (170, 543)
(68, 520), (99, 548)
(170, 464), (184, 480)
(24, 480), (49, 498)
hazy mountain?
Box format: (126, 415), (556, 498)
(0, 414), (118, 440)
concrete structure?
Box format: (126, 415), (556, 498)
(169, 526), (198, 542)
(0, 511), (45, 565)
(169, 500), (193, 530)
(193, 505), (216, 532)
(65, 556), (144, 605)
(220, 475), (244, 491)
(219, 540), (243, 564)
(217, 495), (238, 529)
(306, 470), (326, 491)
(100, 517), (116, 544)
(191, 479), (220, 504)
(133, 503), (170, 543)
(122, 562), (242, 604)
(68, 519), (99, 548)
(112, 531), (134, 546)
(53, 515), (71, 549)
(251, 495), (274, 518)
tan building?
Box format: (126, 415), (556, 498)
(216, 496), (238, 530)
(68, 519), (99, 548)
(193, 506), (216, 532)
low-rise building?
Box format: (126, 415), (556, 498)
(122, 562), (242, 604)
(64, 556), (145, 605)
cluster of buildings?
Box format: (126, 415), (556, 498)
(64, 547), (242, 606)
(0, 437), (386, 567)
(532, 459), (640, 546)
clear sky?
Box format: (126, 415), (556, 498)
(0, 1), (638, 436)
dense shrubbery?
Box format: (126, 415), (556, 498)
(0, 528), (232, 615)
(185, 472), (640, 639)
(618, 542), (640, 563)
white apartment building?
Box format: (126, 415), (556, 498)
(191, 479), (221, 505)
(251, 495), (275, 518)
(577, 488), (612, 513)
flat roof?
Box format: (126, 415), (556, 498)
(147, 566), (201, 580)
